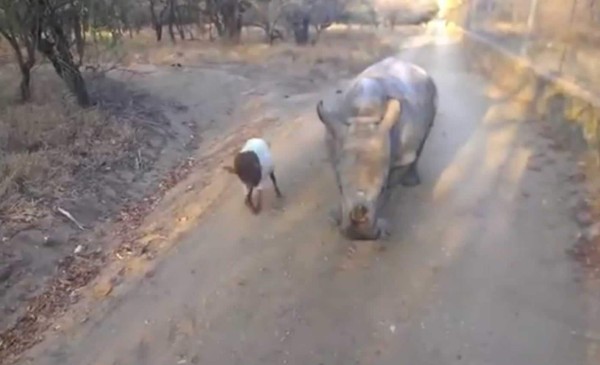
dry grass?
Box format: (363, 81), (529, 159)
(0, 67), (135, 231)
(115, 25), (407, 72)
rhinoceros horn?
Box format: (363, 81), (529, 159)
(378, 98), (402, 132)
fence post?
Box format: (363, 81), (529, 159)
(466, 0), (477, 31)
(521, 0), (540, 56)
(526, 0), (539, 34)
(559, 0), (579, 72)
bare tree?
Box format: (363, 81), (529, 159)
(36, 0), (91, 107)
(372, 0), (438, 29)
(1, 0), (152, 106)
(208, 0), (251, 42)
(309, 0), (344, 43)
(292, 0), (346, 45)
(0, 0), (39, 101)
(338, 0), (378, 27)
(242, 0), (288, 43)
(149, 0), (166, 41)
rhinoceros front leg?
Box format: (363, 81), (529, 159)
(389, 159), (421, 187)
(388, 151), (421, 187)
(400, 162), (421, 187)
(388, 166), (411, 187)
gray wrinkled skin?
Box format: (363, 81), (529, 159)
(317, 57), (437, 240)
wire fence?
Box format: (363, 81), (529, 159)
(452, 0), (600, 97)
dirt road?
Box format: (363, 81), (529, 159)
(21, 27), (600, 365)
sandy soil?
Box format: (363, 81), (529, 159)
(2, 24), (600, 365)
(0, 66), (197, 332)
(0, 26), (405, 362)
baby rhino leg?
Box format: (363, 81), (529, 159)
(269, 171), (283, 198)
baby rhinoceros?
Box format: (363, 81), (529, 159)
(223, 138), (283, 214)
(316, 57), (438, 240)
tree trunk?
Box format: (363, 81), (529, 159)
(264, 22), (275, 44)
(168, 22), (176, 42)
(72, 12), (85, 66)
(214, 17), (225, 37)
(225, 15), (242, 42)
(168, 0), (177, 43)
(38, 36), (91, 108)
(20, 41), (35, 102)
(149, 0), (163, 41)
(292, 16), (310, 45)
(19, 67), (32, 102)
(111, 30), (120, 45)
(177, 24), (186, 40)
(176, 7), (186, 40)
(208, 22), (215, 41)
(0, 30), (35, 102)
(156, 24), (163, 41)
(218, 0), (242, 43)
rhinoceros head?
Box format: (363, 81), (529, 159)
(317, 96), (401, 240)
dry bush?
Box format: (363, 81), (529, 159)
(0, 67), (135, 230)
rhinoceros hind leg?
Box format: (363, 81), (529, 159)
(388, 166), (408, 187)
(400, 121), (433, 187)
(400, 163), (421, 187)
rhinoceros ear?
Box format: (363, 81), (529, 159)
(379, 98), (401, 132)
(316, 100), (329, 125)
(316, 100), (344, 138)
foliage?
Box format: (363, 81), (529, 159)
(0, 0), (422, 106)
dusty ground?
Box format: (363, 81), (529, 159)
(0, 26), (405, 362)
(0, 22), (600, 365)
(2, 23), (600, 364)
(0, 63), (196, 326)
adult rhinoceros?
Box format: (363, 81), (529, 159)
(316, 56), (438, 240)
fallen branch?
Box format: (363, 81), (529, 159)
(56, 206), (85, 230)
